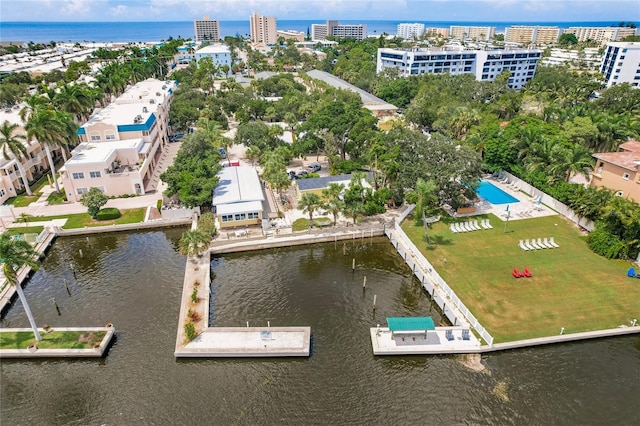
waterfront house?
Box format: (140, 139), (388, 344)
(590, 140), (640, 202)
(212, 166), (264, 229)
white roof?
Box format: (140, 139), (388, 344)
(66, 139), (143, 165)
(213, 166), (264, 206)
(196, 44), (231, 54)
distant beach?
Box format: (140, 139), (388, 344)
(1, 20), (636, 43)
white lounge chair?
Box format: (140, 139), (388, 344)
(530, 239), (542, 250)
(450, 223), (457, 233)
(484, 219), (493, 229)
(463, 222), (473, 232)
(549, 237), (559, 248)
(519, 240), (530, 251)
(480, 219), (489, 229)
(537, 238), (549, 249)
(454, 223), (464, 232)
(543, 237), (553, 248)
(472, 220), (482, 231)
(524, 239), (535, 250)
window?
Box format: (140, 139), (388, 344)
(623, 173), (630, 180)
(90, 133), (101, 141)
(105, 134), (116, 140)
(76, 187), (88, 195)
(247, 212), (259, 219)
(89, 171), (101, 178)
(221, 214), (233, 222)
(235, 213), (246, 221)
(72, 172), (85, 179)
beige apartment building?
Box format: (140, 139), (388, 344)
(425, 27), (450, 38)
(590, 140), (640, 202)
(250, 12), (277, 45)
(506, 26), (560, 45)
(450, 26), (495, 41)
(60, 78), (176, 202)
(194, 16), (221, 43)
(563, 26), (637, 46)
(276, 30), (305, 42)
(0, 108), (62, 205)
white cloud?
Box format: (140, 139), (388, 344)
(110, 4), (129, 16)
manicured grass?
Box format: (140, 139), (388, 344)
(5, 226), (44, 236)
(292, 216), (332, 231)
(0, 329), (106, 350)
(7, 194), (41, 207)
(402, 214), (640, 343)
(22, 208), (146, 229)
(46, 190), (67, 205)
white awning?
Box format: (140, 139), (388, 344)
(216, 201), (263, 215)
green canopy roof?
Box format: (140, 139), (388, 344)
(387, 317), (435, 332)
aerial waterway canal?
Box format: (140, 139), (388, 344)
(1, 230), (639, 424)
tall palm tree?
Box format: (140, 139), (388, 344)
(413, 178), (439, 225)
(549, 143), (594, 182)
(0, 233), (42, 341)
(322, 183), (345, 226)
(0, 121), (33, 195)
(25, 106), (77, 193)
(299, 192), (323, 224)
(53, 83), (94, 122)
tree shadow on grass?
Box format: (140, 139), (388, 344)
(424, 234), (453, 249)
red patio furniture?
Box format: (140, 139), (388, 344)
(513, 268), (524, 278)
(524, 267), (532, 278)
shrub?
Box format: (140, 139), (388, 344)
(191, 287), (199, 303)
(184, 322), (196, 341)
(587, 226), (629, 259)
(197, 212), (217, 237)
(156, 199), (162, 211)
(333, 160), (364, 175)
(187, 308), (201, 322)
(95, 207), (121, 221)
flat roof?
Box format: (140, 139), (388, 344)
(296, 172), (373, 191)
(66, 139), (143, 165)
(195, 44), (230, 54)
(306, 70), (397, 110)
(216, 200), (263, 215)
(387, 317), (436, 332)
(213, 166), (264, 206)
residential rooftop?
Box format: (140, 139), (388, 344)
(65, 139), (144, 165)
(213, 166), (264, 207)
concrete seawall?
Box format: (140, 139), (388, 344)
(56, 218), (191, 236)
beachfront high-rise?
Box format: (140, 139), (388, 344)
(505, 26), (560, 45)
(449, 26), (496, 41)
(600, 42), (640, 88)
(563, 26), (639, 46)
(312, 20), (367, 41)
(250, 12), (277, 45)
(61, 79), (176, 201)
(397, 23), (425, 40)
(376, 47), (542, 89)
(193, 16), (221, 43)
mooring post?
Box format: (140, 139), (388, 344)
(342, 243), (346, 256)
(352, 258), (355, 272)
(373, 294), (377, 310)
(63, 279), (71, 296)
(79, 249), (83, 258)
(363, 276), (367, 291)
(52, 297), (60, 315)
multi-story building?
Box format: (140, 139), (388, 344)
(541, 47), (603, 70)
(276, 30), (305, 42)
(591, 140), (640, 202)
(563, 26), (638, 46)
(397, 23), (425, 40)
(61, 78), (176, 201)
(193, 16), (221, 43)
(0, 108), (60, 205)
(376, 47), (542, 89)
(600, 42), (640, 87)
(194, 44), (232, 75)
(312, 20), (367, 41)
(250, 12), (277, 45)
(450, 26), (496, 41)
(505, 26), (560, 45)
(425, 27), (450, 38)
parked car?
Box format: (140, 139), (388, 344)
(296, 170), (309, 178)
(169, 133), (184, 142)
(288, 171), (297, 180)
(306, 163), (321, 173)
(218, 147), (227, 157)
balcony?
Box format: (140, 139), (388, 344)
(106, 163), (140, 175)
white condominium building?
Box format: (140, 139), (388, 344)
(377, 47), (542, 89)
(563, 26), (639, 46)
(600, 42), (640, 88)
(193, 16), (221, 43)
(62, 78), (177, 201)
(312, 20), (367, 41)
(541, 48), (603, 70)
(397, 23), (425, 40)
(250, 12), (277, 45)
(505, 26), (560, 45)
(450, 26), (496, 41)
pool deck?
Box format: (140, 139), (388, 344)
(176, 326), (311, 357)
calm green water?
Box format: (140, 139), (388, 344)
(1, 230), (639, 425)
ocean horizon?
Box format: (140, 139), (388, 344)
(1, 20), (638, 43)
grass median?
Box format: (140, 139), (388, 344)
(402, 214), (639, 342)
(0, 329), (106, 350)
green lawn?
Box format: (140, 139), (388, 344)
(0, 329), (106, 349)
(46, 189), (67, 204)
(22, 208), (146, 229)
(292, 216), (333, 231)
(5, 226), (44, 236)
(402, 214), (640, 343)
(5, 175), (53, 207)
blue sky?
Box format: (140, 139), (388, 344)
(2, 0), (639, 22)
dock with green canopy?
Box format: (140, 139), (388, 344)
(386, 317), (435, 338)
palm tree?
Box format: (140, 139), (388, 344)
(179, 230), (211, 259)
(25, 106), (77, 193)
(299, 192), (323, 225)
(53, 83), (94, 122)
(0, 233), (42, 341)
(413, 178), (439, 225)
(549, 143), (594, 182)
(322, 183), (345, 226)
(0, 121), (33, 195)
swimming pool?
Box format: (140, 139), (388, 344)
(476, 181), (520, 204)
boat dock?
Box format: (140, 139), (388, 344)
(370, 326), (481, 355)
(175, 326), (311, 357)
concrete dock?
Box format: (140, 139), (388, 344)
(175, 326), (311, 357)
(370, 327), (482, 355)
(0, 326), (115, 358)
